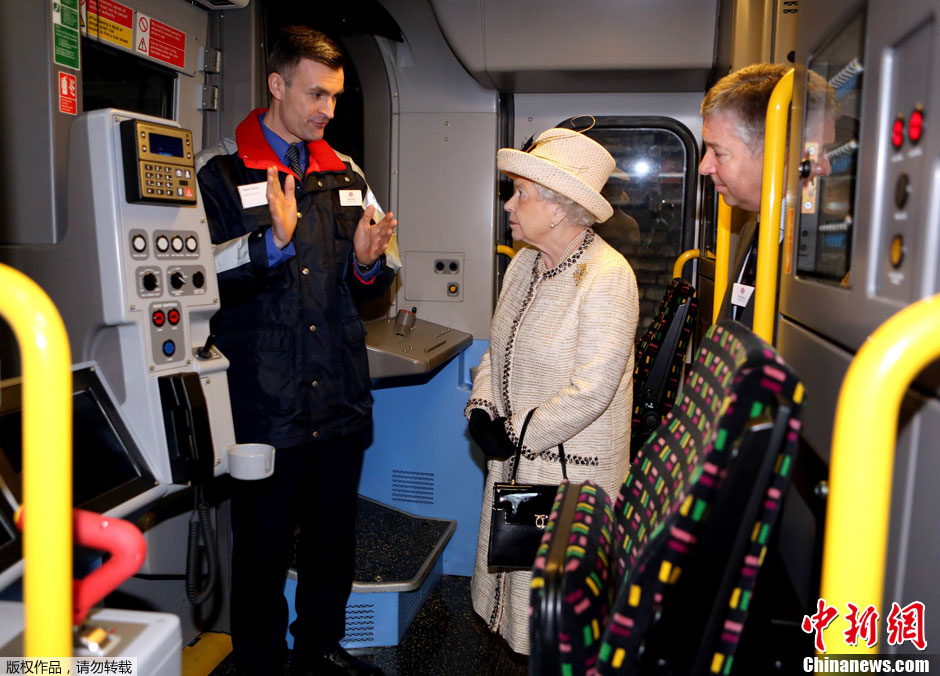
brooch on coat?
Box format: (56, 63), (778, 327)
(573, 263), (587, 285)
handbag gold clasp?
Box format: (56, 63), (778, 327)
(535, 514), (548, 529)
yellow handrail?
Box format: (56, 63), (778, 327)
(753, 68), (794, 344)
(496, 244), (516, 260)
(0, 263), (72, 657)
(713, 195), (732, 324)
(672, 248), (715, 280)
(820, 293), (940, 655)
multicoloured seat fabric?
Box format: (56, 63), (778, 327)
(530, 481), (616, 676)
(529, 321), (803, 676)
(631, 278), (698, 454)
(615, 319), (744, 583)
(597, 322), (803, 675)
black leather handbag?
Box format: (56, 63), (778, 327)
(487, 408), (568, 569)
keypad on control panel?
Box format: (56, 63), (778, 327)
(142, 162), (195, 199)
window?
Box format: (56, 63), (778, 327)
(563, 118), (698, 338)
(82, 37), (176, 119)
(796, 11), (865, 287)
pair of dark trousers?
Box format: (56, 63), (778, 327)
(230, 433), (367, 673)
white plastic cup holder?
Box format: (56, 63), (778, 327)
(228, 443), (275, 480)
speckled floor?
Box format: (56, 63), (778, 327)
(207, 575), (528, 676)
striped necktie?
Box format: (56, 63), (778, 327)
(285, 142), (303, 177)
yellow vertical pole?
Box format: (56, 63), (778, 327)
(713, 195), (732, 324)
(0, 263), (72, 656)
(753, 68), (794, 344)
(820, 293), (940, 655)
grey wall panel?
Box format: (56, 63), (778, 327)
(776, 317), (853, 463)
(342, 33), (393, 211)
(781, 0), (940, 366)
(379, 0), (497, 114)
(427, 0), (486, 86)
(430, 0), (717, 93)
(0, 0), (72, 244)
(396, 112), (498, 338)
(882, 393), (940, 653)
(214, 3), (266, 142)
(375, 0), (499, 339)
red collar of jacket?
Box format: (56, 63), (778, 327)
(235, 108), (347, 176)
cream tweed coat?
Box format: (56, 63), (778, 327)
(464, 228), (639, 654)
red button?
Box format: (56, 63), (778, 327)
(892, 117), (905, 149)
(909, 108), (924, 143)
(167, 308), (181, 325)
(152, 310), (166, 327)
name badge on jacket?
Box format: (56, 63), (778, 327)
(339, 189), (362, 207)
(238, 182), (267, 209)
(731, 282), (755, 307)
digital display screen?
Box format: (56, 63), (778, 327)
(0, 389), (144, 508)
(150, 132), (184, 158)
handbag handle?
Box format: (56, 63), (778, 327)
(508, 408), (567, 482)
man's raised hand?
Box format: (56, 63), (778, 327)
(353, 205), (398, 267)
(266, 166), (297, 249)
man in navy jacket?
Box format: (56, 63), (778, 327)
(197, 25), (396, 676)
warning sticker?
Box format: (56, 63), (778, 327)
(58, 71), (78, 115)
(52, 0), (81, 70)
(85, 0), (133, 50)
(135, 12), (186, 70)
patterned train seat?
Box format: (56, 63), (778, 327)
(530, 481), (616, 676)
(529, 321), (803, 676)
(631, 278), (698, 454)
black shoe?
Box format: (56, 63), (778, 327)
(292, 645), (384, 676)
(290, 654), (346, 676)
(323, 646), (384, 676)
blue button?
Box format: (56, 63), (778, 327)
(162, 340), (176, 357)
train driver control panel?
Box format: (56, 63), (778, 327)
(117, 119), (210, 367)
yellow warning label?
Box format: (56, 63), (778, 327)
(86, 0), (133, 50)
(87, 12), (132, 49)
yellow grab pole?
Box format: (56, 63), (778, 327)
(672, 249), (701, 280)
(0, 264), (72, 657)
(820, 293), (940, 655)
(713, 195), (732, 324)
(672, 249), (716, 280)
(753, 68), (793, 344)
(496, 244), (516, 260)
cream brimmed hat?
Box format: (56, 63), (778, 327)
(497, 128), (615, 223)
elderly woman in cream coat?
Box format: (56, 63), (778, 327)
(465, 127), (639, 655)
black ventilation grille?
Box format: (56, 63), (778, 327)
(342, 604), (375, 643)
(391, 469), (434, 505)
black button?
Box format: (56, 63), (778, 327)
(895, 173), (911, 210)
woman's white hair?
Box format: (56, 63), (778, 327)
(532, 182), (595, 227)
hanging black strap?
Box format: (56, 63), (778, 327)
(508, 408), (568, 483)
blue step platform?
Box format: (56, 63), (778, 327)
(285, 495), (455, 649)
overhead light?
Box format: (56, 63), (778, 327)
(190, 0), (250, 9)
